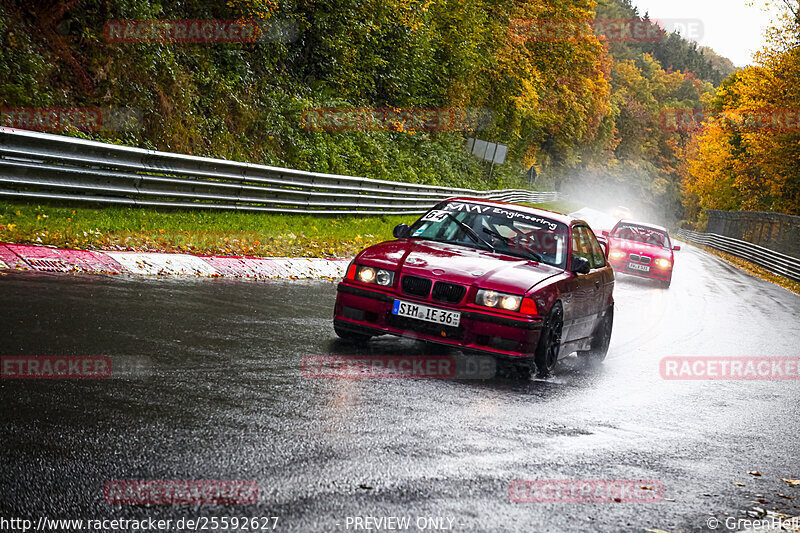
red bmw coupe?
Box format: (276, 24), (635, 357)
(603, 220), (680, 287)
(333, 198), (615, 376)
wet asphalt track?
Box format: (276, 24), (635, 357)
(1, 242), (799, 532)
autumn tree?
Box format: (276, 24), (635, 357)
(685, 0), (800, 215)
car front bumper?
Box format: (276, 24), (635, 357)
(333, 283), (544, 359)
(608, 258), (672, 281)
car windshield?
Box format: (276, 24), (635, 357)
(408, 201), (569, 268)
(611, 224), (670, 248)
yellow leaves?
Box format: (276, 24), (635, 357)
(687, 46), (800, 213)
(6, 224), (16, 231)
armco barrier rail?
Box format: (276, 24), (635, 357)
(706, 209), (799, 260)
(676, 229), (800, 282)
(0, 128), (557, 215)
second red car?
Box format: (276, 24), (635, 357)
(603, 220), (680, 287)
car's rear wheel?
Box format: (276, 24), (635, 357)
(334, 323), (372, 343)
(534, 302), (563, 376)
(579, 305), (613, 362)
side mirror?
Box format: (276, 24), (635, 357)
(673, 245), (681, 251)
(570, 256), (591, 275)
(601, 230), (610, 237)
(393, 224), (411, 239)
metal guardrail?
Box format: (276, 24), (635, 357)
(0, 128), (558, 215)
(706, 209), (799, 260)
(677, 229), (800, 282)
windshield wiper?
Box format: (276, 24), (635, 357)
(443, 212), (495, 252)
(482, 227), (544, 262)
(481, 226), (509, 244)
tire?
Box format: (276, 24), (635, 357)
(579, 305), (613, 362)
(534, 302), (563, 376)
(662, 278), (672, 288)
(334, 323), (372, 343)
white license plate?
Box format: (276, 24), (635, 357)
(392, 300), (461, 327)
(628, 262), (651, 272)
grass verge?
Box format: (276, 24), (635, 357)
(694, 243), (800, 295)
(0, 202), (413, 258)
(0, 200), (575, 258)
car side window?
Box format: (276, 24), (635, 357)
(585, 228), (606, 268)
(571, 226), (592, 263)
(573, 226), (605, 269)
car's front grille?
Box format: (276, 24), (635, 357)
(639, 256), (652, 265)
(431, 282), (466, 304)
(401, 275), (432, 298)
(629, 254), (640, 262)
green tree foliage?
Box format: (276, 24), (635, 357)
(0, 0), (739, 217)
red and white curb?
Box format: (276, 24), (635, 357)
(0, 243), (349, 280)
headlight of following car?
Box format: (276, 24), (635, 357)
(356, 265), (395, 286)
(475, 289), (522, 311)
(609, 250), (627, 259)
(654, 258), (672, 268)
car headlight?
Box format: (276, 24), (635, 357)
(654, 258), (672, 268)
(476, 289), (522, 311)
(356, 265), (395, 286)
(610, 250), (627, 259)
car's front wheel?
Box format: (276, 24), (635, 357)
(534, 302), (563, 376)
(579, 305), (613, 362)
